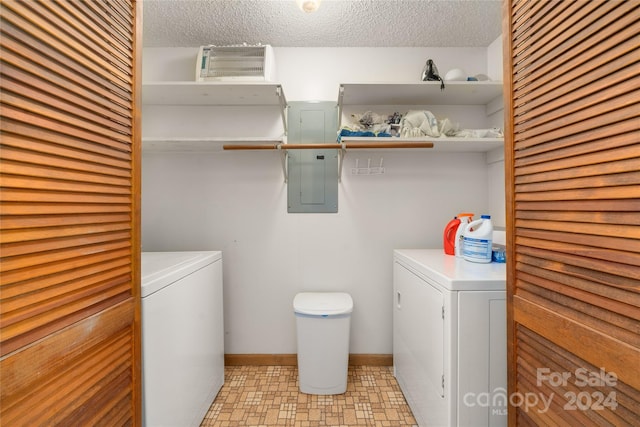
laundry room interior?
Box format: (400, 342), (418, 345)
(141, 41), (506, 357)
(140, 4), (509, 422)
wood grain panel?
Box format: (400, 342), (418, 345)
(1, 0), (141, 423)
(512, 2), (637, 91)
(1, 104), (132, 152)
(2, 258), (131, 301)
(1, 93), (131, 145)
(0, 45), (131, 119)
(1, 301), (135, 424)
(517, 233), (640, 265)
(516, 199), (640, 213)
(514, 103), (639, 148)
(0, 130), (132, 166)
(3, 0), (131, 85)
(1, 212), (131, 231)
(516, 148), (640, 181)
(516, 328), (640, 426)
(40, 0), (132, 64)
(514, 119), (639, 159)
(514, 297), (640, 392)
(504, 0), (640, 424)
(1, 77), (132, 135)
(0, 5), (131, 105)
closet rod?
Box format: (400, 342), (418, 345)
(222, 141), (434, 183)
(222, 141), (435, 150)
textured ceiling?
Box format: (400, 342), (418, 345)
(143, 0), (503, 48)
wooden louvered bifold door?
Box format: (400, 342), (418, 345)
(0, 0), (142, 424)
(503, 1), (640, 425)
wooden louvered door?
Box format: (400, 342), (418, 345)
(0, 0), (142, 424)
(503, 1), (639, 425)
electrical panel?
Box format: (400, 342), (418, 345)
(287, 102), (338, 213)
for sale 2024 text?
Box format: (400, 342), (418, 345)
(537, 367), (618, 412)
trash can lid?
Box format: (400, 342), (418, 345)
(293, 292), (353, 316)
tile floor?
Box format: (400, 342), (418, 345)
(200, 365), (417, 426)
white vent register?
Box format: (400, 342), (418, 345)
(196, 44), (275, 82)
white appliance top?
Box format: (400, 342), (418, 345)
(394, 249), (506, 291)
(141, 251), (222, 297)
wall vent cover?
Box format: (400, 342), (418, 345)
(196, 45), (274, 82)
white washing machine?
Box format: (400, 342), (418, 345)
(141, 251), (224, 427)
(393, 249), (507, 427)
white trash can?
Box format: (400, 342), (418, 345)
(293, 292), (353, 395)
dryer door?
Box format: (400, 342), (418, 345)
(393, 261), (445, 426)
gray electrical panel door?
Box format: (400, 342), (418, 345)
(287, 102), (338, 213)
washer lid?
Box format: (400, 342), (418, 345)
(293, 292), (353, 316)
(141, 251), (222, 297)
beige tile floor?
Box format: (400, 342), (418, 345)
(201, 365), (417, 426)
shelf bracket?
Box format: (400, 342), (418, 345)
(277, 143), (288, 183)
(337, 85), (345, 129)
(276, 85), (288, 135)
(338, 143), (346, 183)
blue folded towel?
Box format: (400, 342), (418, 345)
(337, 129), (392, 141)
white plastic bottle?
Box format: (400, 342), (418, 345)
(454, 213), (474, 258)
(462, 215), (493, 263)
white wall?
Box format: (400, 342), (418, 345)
(486, 36), (506, 232)
(141, 45), (504, 355)
(487, 36), (504, 82)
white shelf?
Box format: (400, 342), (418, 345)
(142, 136), (284, 152)
(142, 81), (288, 135)
(336, 82), (504, 155)
(141, 82), (503, 156)
(338, 81), (503, 106)
(142, 81), (286, 106)
(339, 137), (503, 152)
